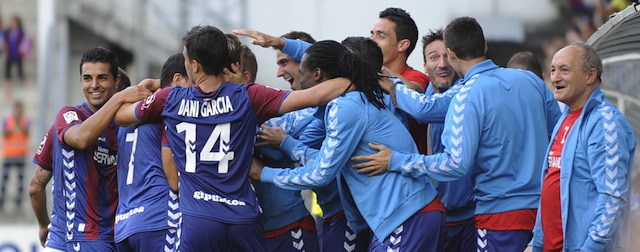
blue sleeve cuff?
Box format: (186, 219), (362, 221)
(257, 146), (285, 161)
(280, 135), (299, 156)
(260, 166), (279, 183)
(388, 150), (405, 173)
(281, 38), (312, 62)
(582, 236), (606, 252)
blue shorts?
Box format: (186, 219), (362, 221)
(369, 209), (445, 252)
(476, 229), (532, 252)
(116, 228), (177, 252)
(444, 218), (476, 252)
(266, 227), (319, 252)
(180, 214), (266, 251)
(67, 240), (116, 252)
(265, 216), (319, 252)
(321, 212), (370, 252)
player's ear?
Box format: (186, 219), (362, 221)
(313, 68), (322, 82)
(192, 60), (200, 73)
(242, 71), (252, 84)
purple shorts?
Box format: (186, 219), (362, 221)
(179, 214), (266, 251)
(116, 228), (177, 252)
(476, 229), (532, 252)
(369, 209), (446, 252)
(321, 212), (370, 252)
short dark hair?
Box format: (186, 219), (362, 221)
(160, 53), (188, 88)
(444, 17), (485, 60)
(117, 67), (131, 92)
(281, 31), (317, 44)
(341, 36), (383, 72)
(379, 7), (419, 57)
(240, 45), (258, 83)
(79, 47), (119, 79)
(507, 51), (543, 79)
(421, 28), (444, 63)
(182, 25), (230, 76)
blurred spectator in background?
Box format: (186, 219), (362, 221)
(1, 100), (30, 211)
(0, 16), (4, 57)
(573, 15), (596, 42)
(3, 15), (31, 99)
(596, 0), (632, 24)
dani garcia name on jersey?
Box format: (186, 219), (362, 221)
(178, 97), (234, 118)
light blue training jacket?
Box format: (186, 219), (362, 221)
(256, 108), (325, 232)
(261, 91), (439, 242)
(531, 88), (635, 252)
(277, 38), (345, 220)
(388, 60), (561, 217)
(423, 86), (476, 223)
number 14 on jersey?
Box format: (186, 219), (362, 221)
(176, 122), (235, 173)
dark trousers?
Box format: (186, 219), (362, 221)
(0, 157), (26, 207)
(5, 57), (24, 81)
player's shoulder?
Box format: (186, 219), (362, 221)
(246, 83), (280, 92)
(55, 104), (87, 122)
(246, 83), (288, 100)
(330, 92), (367, 114)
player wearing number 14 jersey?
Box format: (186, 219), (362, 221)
(114, 25), (347, 251)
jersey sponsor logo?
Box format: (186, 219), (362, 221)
(93, 146), (117, 166)
(548, 155), (561, 169)
(141, 94), (156, 110)
(177, 96), (234, 118)
(115, 206), (145, 224)
(63, 111), (79, 124)
(192, 190), (247, 206)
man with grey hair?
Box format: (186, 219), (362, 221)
(529, 42), (635, 252)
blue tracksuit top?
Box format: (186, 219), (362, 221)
(261, 91), (438, 242)
(274, 93), (408, 232)
(256, 108), (325, 231)
(531, 88), (635, 252)
(424, 85), (476, 223)
(278, 38), (345, 220)
(388, 60), (561, 215)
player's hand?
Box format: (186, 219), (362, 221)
(38, 225), (49, 247)
(136, 78), (161, 92)
(256, 125), (287, 148)
(224, 62), (243, 83)
(119, 85), (153, 104)
(351, 143), (392, 176)
(522, 246), (533, 252)
(249, 157), (264, 181)
(232, 29), (285, 49)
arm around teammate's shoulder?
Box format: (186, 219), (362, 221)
(278, 77), (353, 115)
(65, 86), (151, 149)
